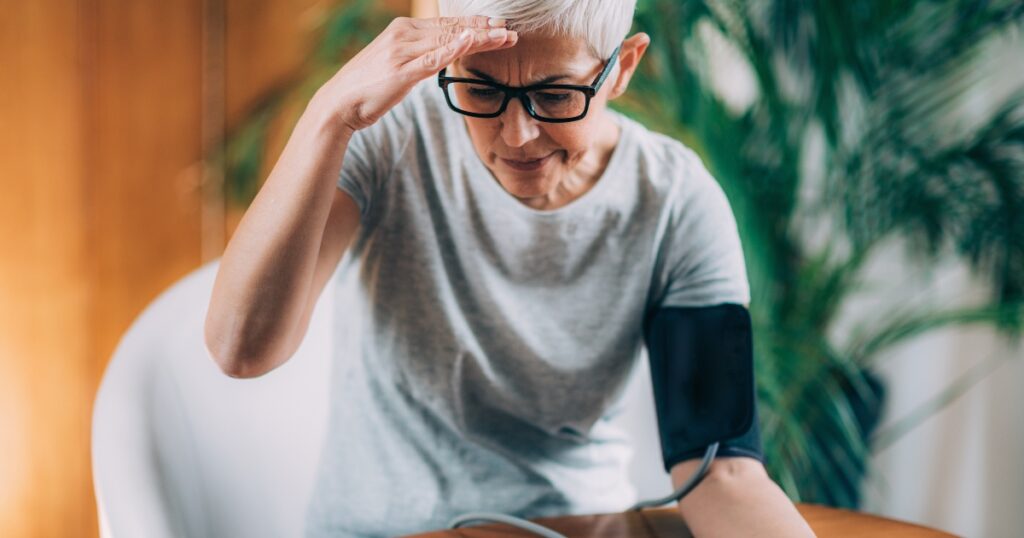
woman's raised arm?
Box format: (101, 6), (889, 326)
(203, 16), (517, 378)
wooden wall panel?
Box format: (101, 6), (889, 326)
(86, 0), (208, 534)
(1, 0), (206, 536)
(0, 1), (412, 536)
(0, 0), (94, 536)
(87, 0), (206, 374)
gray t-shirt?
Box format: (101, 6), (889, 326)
(303, 80), (750, 537)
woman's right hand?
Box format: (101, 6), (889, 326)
(314, 15), (518, 134)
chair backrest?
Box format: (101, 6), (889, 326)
(91, 260), (671, 538)
(92, 260), (334, 538)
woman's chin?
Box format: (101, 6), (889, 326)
(496, 174), (556, 200)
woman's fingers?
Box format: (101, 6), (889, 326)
(321, 15), (518, 131)
(411, 15), (501, 30)
(483, 28), (518, 50)
(402, 24), (516, 59)
(406, 27), (517, 75)
(421, 28), (512, 71)
(410, 28), (474, 74)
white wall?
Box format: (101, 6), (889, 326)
(856, 251), (1024, 537)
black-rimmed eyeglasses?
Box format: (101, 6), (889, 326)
(437, 44), (621, 123)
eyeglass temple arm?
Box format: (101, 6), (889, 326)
(590, 44), (622, 93)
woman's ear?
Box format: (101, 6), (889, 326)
(607, 32), (651, 100)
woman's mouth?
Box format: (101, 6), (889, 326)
(500, 152), (555, 172)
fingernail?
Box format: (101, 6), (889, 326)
(487, 17), (506, 27)
(487, 28), (506, 39)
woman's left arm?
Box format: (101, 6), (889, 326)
(671, 456), (817, 536)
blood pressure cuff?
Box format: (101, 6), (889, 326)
(644, 303), (765, 472)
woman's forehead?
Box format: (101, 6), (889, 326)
(456, 33), (601, 85)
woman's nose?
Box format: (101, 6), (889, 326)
(498, 98), (541, 148)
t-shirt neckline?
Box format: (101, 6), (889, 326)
(454, 109), (634, 219)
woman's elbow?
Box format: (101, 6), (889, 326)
(203, 317), (273, 379)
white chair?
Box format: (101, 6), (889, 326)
(91, 260), (670, 537)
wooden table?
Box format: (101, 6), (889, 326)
(404, 503), (959, 537)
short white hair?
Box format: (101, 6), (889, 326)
(438, 0), (636, 58)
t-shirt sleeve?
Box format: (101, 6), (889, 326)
(658, 149), (751, 308)
(336, 100), (410, 219)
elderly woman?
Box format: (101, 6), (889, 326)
(205, 0), (815, 536)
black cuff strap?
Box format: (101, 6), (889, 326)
(663, 400), (765, 472)
(644, 303), (763, 473)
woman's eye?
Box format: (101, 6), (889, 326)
(537, 92), (571, 103)
(468, 87), (501, 98)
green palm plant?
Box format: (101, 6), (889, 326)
(618, 0), (1024, 506)
(218, 0), (1024, 509)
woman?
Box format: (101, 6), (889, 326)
(204, 0), (815, 536)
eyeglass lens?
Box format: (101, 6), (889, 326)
(448, 82), (587, 120)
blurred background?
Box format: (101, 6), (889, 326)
(1, 0), (1022, 537)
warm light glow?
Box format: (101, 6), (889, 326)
(0, 342), (30, 530)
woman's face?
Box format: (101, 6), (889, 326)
(450, 32), (645, 208)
